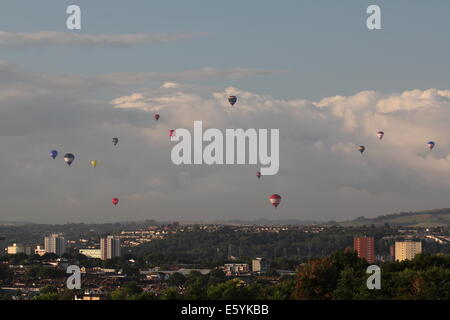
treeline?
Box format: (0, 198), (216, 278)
(132, 225), (449, 269)
(6, 251), (448, 300)
(89, 251), (450, 300)
(296, 251), (450, 300)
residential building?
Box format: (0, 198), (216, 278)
(44, 234), (66, 256)
(395, 241), (422, 261)
(79, 249), (102, 259)
(0, 236), (6, 255)
(353, 237), (375, 263)
(223, 263), (250, 275)
(100, 236), (121, 260)
(35, 245), (46, 256)
(390, 244), (395, 261)
(252, 257), (269, 273)
(7, 243), (32, 255)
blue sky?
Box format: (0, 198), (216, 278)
(2, 1), (450, 223)
(1, 1), (450, 99)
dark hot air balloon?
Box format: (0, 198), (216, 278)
(64, 153), (75, 166)
(228, 95), (237, 106)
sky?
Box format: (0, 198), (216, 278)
(1, 1), (450, 223)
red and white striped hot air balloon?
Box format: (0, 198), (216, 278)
(377, 131), (384, 140)
(269, 194), (281, 208)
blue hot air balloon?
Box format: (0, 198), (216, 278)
(50, 150), (58, 159)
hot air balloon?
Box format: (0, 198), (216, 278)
(64, 153), (75, 166)
(269, 194), (282, 208)
(358, 146), (365, 154)
(50, 150), (58, 159)
(90, 160), (97, 168)
(112, 198), (119, 206)
(427, 141), (435, 150)
(377, 131), (384, 140)
(154, 114), (160, 121)
(228, 95), (237, 106)
(256, 171), (261, 179)
(112, 138), (119, 146)
(169, 130), (176, 137)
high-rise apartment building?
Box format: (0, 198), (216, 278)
(0, 236), (5, 255)
(353, 237), (375, 263)
(100, 236), (121, 260)
(390, 244), (395, 261)
(395, 241), (422, 261)
(252, 257), (270, 273)
(44, 234), (66, 256)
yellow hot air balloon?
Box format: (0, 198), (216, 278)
(90, 160), (97, 168)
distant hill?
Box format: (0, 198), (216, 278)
(335, 208), (450, 227)
(0, 221), (36, 226)
(213, 219), (320, 226)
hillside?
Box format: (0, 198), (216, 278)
(336, 208), (450, 227)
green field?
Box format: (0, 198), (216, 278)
(337, 209), (450, 227)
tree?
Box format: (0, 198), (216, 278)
(0, 264), (12, 283)
(167, 272), (186, 287)
(333, 267), (366, 299)
(35, 285), (59, 300)
(207, 279), (254, 300)
(39, 285), (58, 295)
(207, 268), (226, 286)
(185, 278), (207, 300)
(160, 287), (183, 300)
(295, 257), (338, 299)
(265, 269), (280, 277)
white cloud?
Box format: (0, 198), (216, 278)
(3, 59), (450, 222)
(110, 86), (450, 221)
(0, 31), (207, 48)
(161, 82), (179, 89)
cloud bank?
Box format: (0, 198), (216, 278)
(0, 31), (207, 48)
(2, 60), (450, 223)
